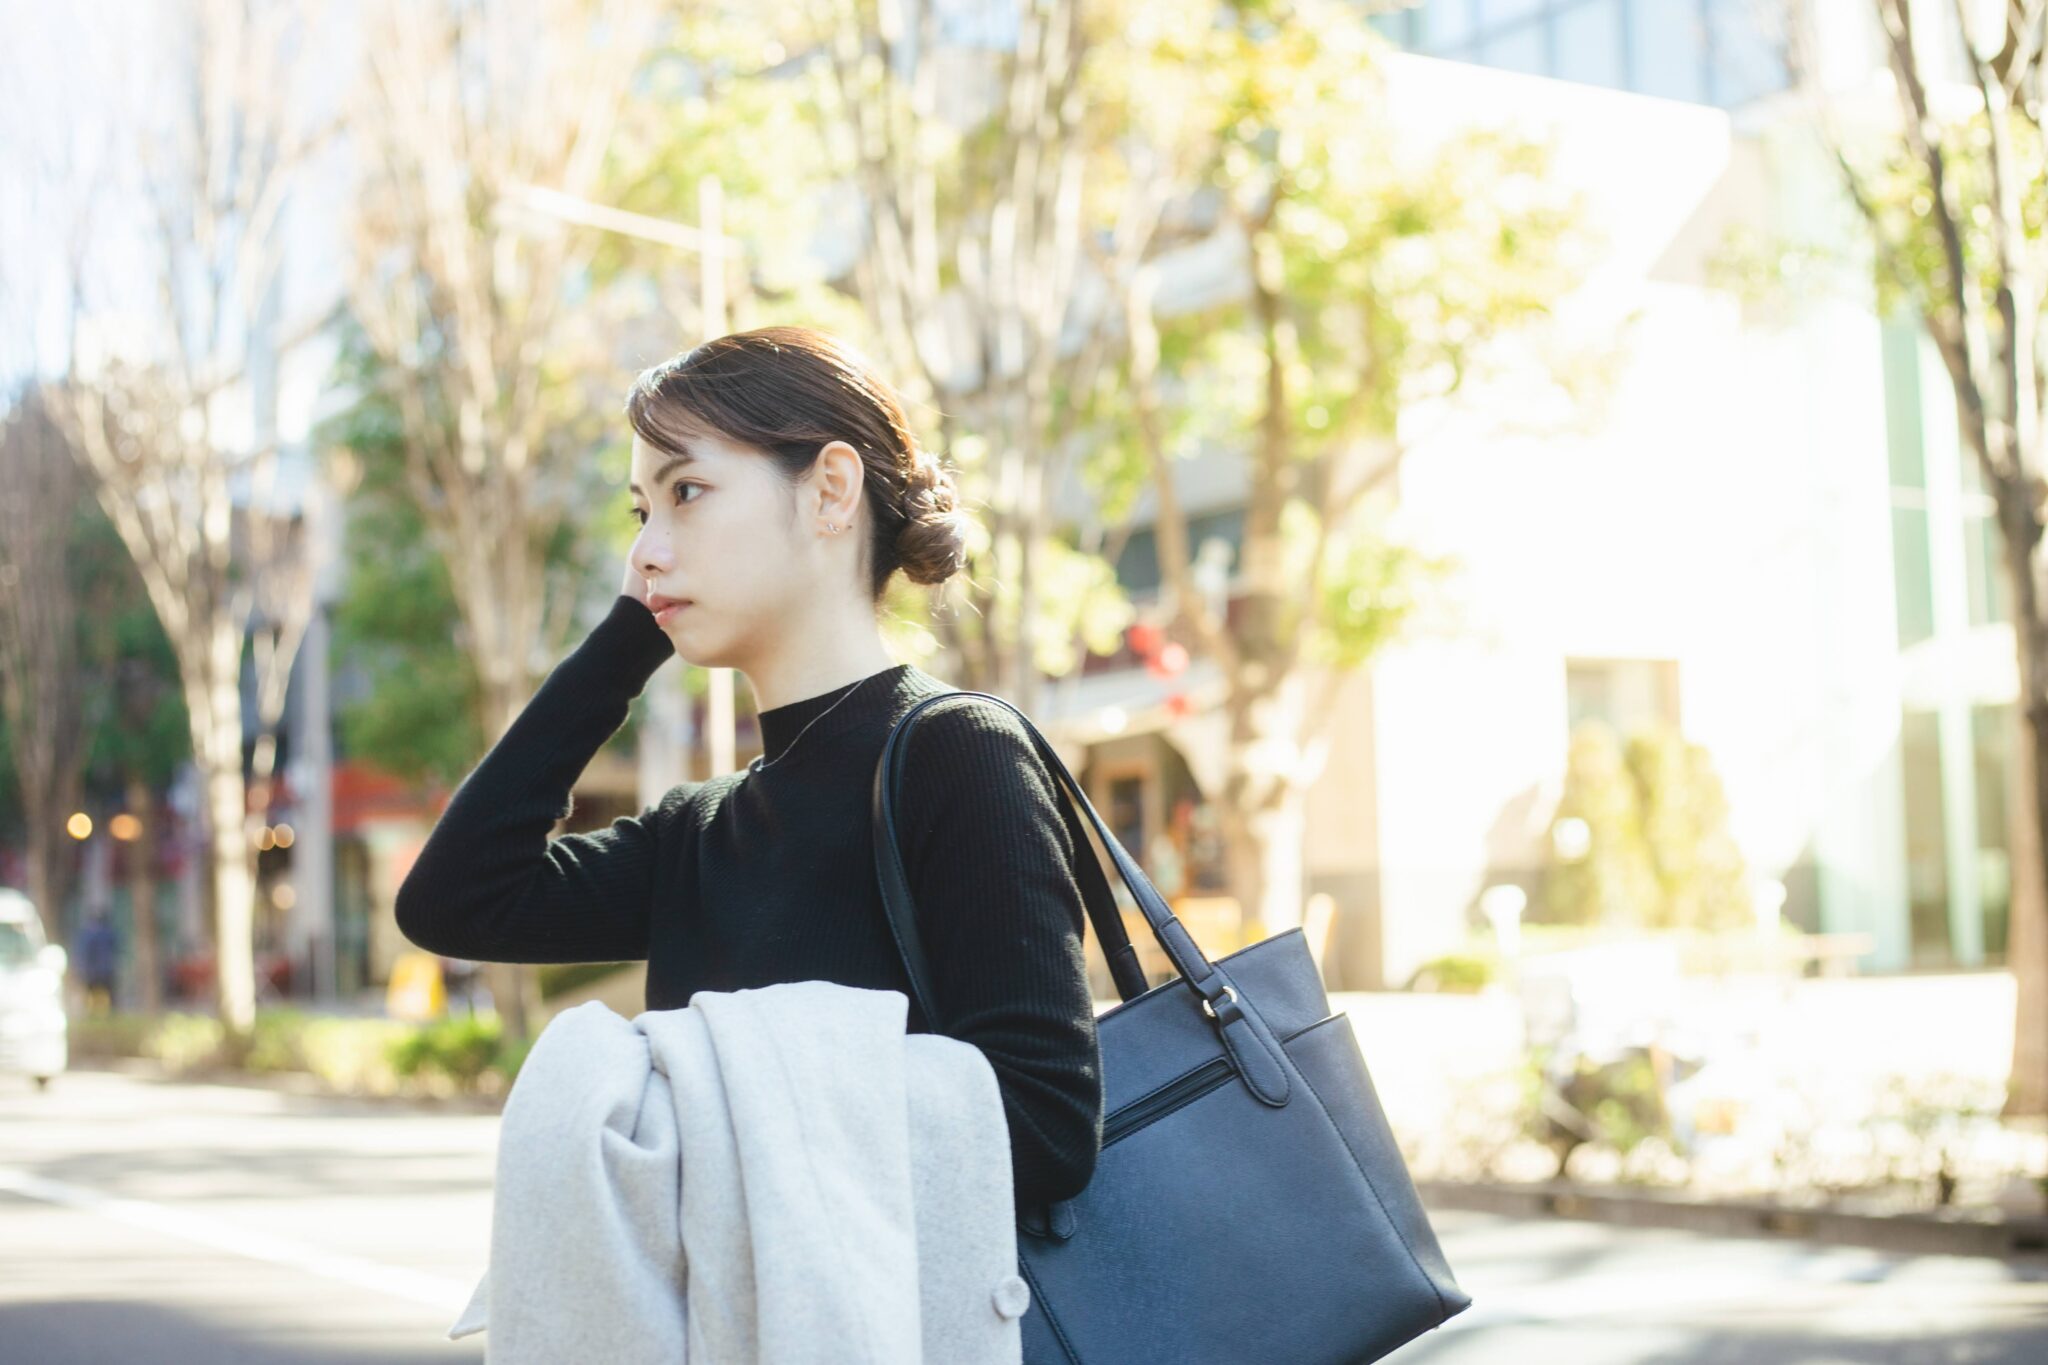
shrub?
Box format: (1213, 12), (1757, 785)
(387, 1013), (506, 1093)
(1540, 719), (1752, 930)
(145, 1012), (228, 1070)
(1407, 953), (1496, 993)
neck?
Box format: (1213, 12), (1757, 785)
(740, 621), (900, 714)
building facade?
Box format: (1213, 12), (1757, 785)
(1027, 0), (2013, 988)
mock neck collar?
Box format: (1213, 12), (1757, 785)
(753, 663), (940, 767)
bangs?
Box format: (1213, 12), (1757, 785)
(625, 372), (724, 459)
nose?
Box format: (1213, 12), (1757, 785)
(634, 529), (673, 580)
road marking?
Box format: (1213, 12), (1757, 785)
(0, 1164), (477, 1314)
(1428, 1251), (2034, 1332)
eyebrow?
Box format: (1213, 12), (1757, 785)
(628, 447), (699, 498)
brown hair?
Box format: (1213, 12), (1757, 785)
(624, 326), (969, 602)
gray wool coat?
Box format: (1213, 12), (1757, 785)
(449, 982), (1029, 1363)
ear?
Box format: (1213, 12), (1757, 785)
(813, 440), (866, 527)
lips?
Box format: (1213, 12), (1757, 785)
(647, 593), (692, 626)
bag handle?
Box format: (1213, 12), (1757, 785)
(868, 690), (1259, 1042)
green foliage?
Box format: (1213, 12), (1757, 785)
(597, 9), (848, 301)
(1540, 720), (1752, 930)
(536, 961), (635, 999)
(143, 1012), (229, 1070)
(1293, 502), (1455, 670)
(318, 327), (487, 788)
(65, 1011), (158, 1058)
(1838, 108), (2046, 321)
(1540, 722), (1660, 927)
(1406, 952), (1496, 993)
(1026, 538), (1140, 677)
(71, 486), (189, 797)
(1626, 727), (1752, 931)
(1093, 0), (1600, 687)
(71, 1007), (528, 1097)
(387, 1013), (504, 1092)
(0, 421), (187, 853)
(318, 321), (645, 783)
(1141, 3), (1602, 451)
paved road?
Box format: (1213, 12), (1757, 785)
(4, 1064), (2045, 1362)
(1, 1065), (489, 1363)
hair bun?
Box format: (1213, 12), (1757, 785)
(893, 451), (968, 586)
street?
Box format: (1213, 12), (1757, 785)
(2, 1065), (2045, 1363)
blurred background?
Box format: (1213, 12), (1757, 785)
(3, 0), (2047, 1359)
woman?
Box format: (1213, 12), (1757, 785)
(393, 325), (1103, 1213)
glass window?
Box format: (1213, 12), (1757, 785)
(1367, 10), (1422, 45)
(1425, 0), (1480, 49)
(1555, 0), (1626, 89)
(0, 922), (35, 969)
(1890, 505), (1935, 648)
(1113, 507), (1243, 597)
(1973, 703), (2013, 963)
(1705, 0), (1790, 106)
(1478, 0), (1547, 21)
(1964, 514), (2006, 627)
(1479, 18), (1549, 75)
(1881, 320), (1927, 489)
(1627, 0), (1709, 104)
(1565, 658), (1680, 735)
(1900, 708), (1953, 968)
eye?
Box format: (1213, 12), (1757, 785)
(673, 479), (702, 506)
(627, 505), (647, 526)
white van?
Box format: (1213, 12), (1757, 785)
(0, 888), (69, 1090)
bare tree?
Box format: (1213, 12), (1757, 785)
(806, 0), (1163, 711)
(0, 389), (90, 949)
(1786, 0), (2048, 1112)
(346, 0), (660, 1041)
(1091, 2), (1603, 943)
(50, 0), (334, 1040)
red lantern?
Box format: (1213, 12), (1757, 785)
(1156, 641), (1188, 676)
(1127, 621), (1163, 657)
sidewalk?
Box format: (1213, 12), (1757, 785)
(65, 1053), (505, 1115)
(1417, 1176), (2048, 1260)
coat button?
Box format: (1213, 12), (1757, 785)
(991, 1273), (1031, 1320)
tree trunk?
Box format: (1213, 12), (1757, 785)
(1999, 493), (2048, 1116)
(125, 771), (164, 1016)
(1214, 670), (1313, 942)
(188, 620), (257, 1040)
(22, 818), (71, 963)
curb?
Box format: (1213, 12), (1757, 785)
(1416, 1178), (2048, 1260)
(66, 1055), (507, 1116)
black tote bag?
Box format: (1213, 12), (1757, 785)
(870, 690), (1473, 1365)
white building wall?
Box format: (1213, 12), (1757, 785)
(1362, 56), (1909, 984)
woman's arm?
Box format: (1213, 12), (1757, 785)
(394, 594), (684, 964)
(894, 699), (1105, 1209)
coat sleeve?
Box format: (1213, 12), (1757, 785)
(394, 594), (686, 965)
(893, 698), (1105, 1208)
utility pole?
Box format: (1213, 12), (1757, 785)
(500, 181), (752, 778)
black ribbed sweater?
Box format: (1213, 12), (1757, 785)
(393, 593), (1103, 1208)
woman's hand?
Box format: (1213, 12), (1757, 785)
(621, 559), (647, 608)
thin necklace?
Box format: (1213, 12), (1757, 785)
(747, 669), (891, 774)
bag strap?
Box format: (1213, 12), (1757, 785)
(869, 689), (1238, 1032)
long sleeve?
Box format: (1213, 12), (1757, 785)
(894, 697), (1105, 1209)
(394, 594), (683, 965)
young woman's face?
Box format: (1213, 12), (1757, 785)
(626, 429), (814, 669)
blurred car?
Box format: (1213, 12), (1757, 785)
(0, 888), (69, 1090)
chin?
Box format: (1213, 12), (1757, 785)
(670, 626), (733, 671)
